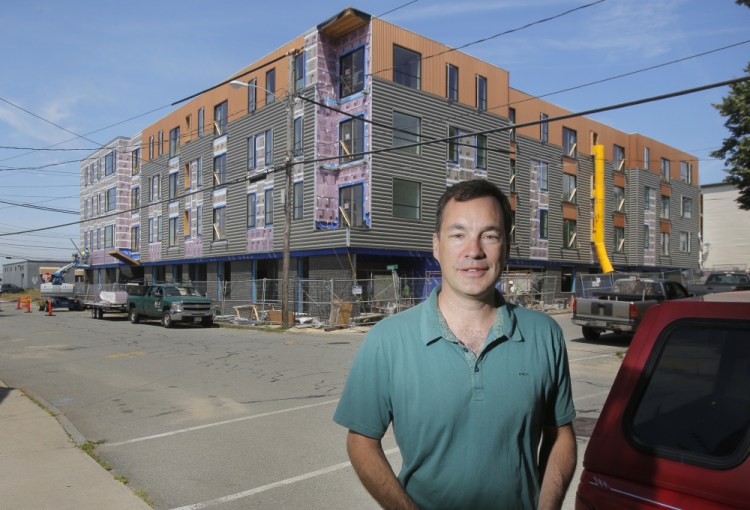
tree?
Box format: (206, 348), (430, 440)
(711, 62), (750, 210)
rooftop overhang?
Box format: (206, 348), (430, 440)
(318, 7), (371, 39)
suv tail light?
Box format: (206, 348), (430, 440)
(629, 302), (638, 321)
(572, 295), (577, 314)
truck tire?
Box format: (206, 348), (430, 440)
(201, 317), (213, 328)
(129, 308), (140, 324)
(582, 326), (601, 341)
(91, 308), (99, 319)
(161, 311), (174, 328)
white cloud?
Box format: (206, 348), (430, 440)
(0, 93), (84, 146)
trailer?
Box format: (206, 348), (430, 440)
(85, 288), (130, 319)
(38, 250), (89, 311)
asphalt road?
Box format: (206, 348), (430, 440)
(0, 304), (627, 509)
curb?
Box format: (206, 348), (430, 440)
(19, 386), (88, 446)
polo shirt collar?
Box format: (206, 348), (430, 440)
(419, 285), (524, 346)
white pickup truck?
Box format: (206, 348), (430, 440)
(572, 277), (691, 340)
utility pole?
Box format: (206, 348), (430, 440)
(281, 49), (299, 329)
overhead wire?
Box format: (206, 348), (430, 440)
(3, 75), (747, 238)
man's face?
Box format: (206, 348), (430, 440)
(433, 196), (507, 302)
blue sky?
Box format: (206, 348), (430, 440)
(1, 0), (748, 263)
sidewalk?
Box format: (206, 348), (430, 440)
(0, 379), (152, 510)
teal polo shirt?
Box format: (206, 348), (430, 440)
(333, 286), (575, 509)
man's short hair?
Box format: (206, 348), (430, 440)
(435, 179), (512, 248)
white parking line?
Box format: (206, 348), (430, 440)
(168, 447), (401, 510)
(569, 353), (614, 362)
(102, 399), (339, 448)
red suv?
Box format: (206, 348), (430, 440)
(576, 291), (750, 509)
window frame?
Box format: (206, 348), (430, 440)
(681, 196), (692, 218)
(264, 188), (274, 226)
(540, 113), (549, 143)
(247, 78), (256, 113)
(392, 178), (421, 220)
(475, 134), (487, 170)
(539, 209), (549, 240)
(562, 127), (577, 157)
(293, 181), (303, 220)
(339, 183), (365, 228)
(265, 69), (276, 105)
(214, 101), (227, 136)
(264, 129), (273, 166)
(105, 151), (115, 176)
(563, 173), (577, 204)
(340, 47), (365, 98)
(213, 153), (227, 187)
(247, 193), (256, 228)
(476, 75), (487, 111)
(105, 186), (116, 212)
(615, 226), (626, 253)
(563, 218), (577, 248)
(393, 44), (421, 89)
(446, 64), (458, 101)
(392, 110), (421, 155)
(294, 51), (305, 93)
(212, 206), (226, 241)
(169, 126), (180, 158)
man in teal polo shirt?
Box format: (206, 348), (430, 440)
(334, 179), (577, 509)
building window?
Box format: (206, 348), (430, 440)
(168, 217), (178, 246)
(614, 186), (625, 212)
(169, 172), (178, 200)
(105, 151), (115, 176)
(294, 51), (305, 93)
(213, 207), (225, 241)
(157, 130), (163, 156)
(476, 75), (487, 111)
(447, 126), (459, 163)
(148, 218), (154, 243)
(183, 162), (191, 190)
(539, 209), (549, 239)
(644, 224), (650, 250)
(293, 181), (303, 220)
(105, 187), (116, 211)
(681, 196), (692, 218)
(169, 126), (180, 158)
(247, 78), (256, 113)
(339, 183), (364, 228)
(131, 148), (140, 176)
(185, 114), (192, 142)
(393, 178), (420, 219)
(104, 225), (114, 248)
(393, 45), (420, 89)
(131, 226), (140, 251)
(97, 227), (101, 249)
(264, 130), (273, 166)
(509, 108), (517, 142)
(644, 187), (652, 210)
(196, 205), (203, 237)
(540, 113), (548, 143)
(563, 127), (577, 157)
(149, 136), (154, 159)
(392, 111), (421, 155)
(510, 159), (516, 193)
(214, 101), (227, 136)
(198, 107), (204, 136)
(196, 158), (202, 188)
(446, 64), (458, 101)
(247, 136), (256, 170)
(661, 232), (670, 256)
(680, 161), (692, 184)
(264, 189), (274, 226)
(615, 227), (625, 253)
(131, 186), (140, 210)
(564, 219), (577, 248)
(213, 154), (227, 187)
(338, 120), (357, 161)
(265, 69), (276, 105)
(247, 193), (256, 228)
(563, 173), (577, 203)
(476, 134), (487, 169)
(661, 158), (670, 181)
(661, 195), (670, 219)
(614, 144), (625, 171)
(150, 175), (161, 202)
(534, 160), (548, 191)
(644, 146), (650, 171)
(183, 210), (190, 237)
(679, 231), (691, 253)
(510, 211), (516, 244)
(156, 216), (162, 241)
(293, 117), (303, 156)
(340, 48), (364, 98)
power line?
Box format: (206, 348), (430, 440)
(0, 199), (78, 215)
(4, 75), (747, 238)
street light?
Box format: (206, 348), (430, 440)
(229, 50), (297, 328)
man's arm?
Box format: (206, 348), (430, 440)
(346, 430), (419, 510)
(537, 423), (577, 510)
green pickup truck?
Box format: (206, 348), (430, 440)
(127, 284), (214, 328)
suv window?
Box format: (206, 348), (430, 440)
(626, 319), (750, 468)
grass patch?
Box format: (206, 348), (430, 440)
(134, 488), (156, 507)
(616, 350), (627, 359)
(79, 440), (112, 471)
